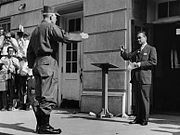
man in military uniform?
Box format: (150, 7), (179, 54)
(27, 5), (88, 134)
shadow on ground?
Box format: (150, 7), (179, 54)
(149, 114), (180, 125)
(62, 115), (129, 124)
(54, 109), (180, 126)
(54, 109), (129, 124)
(151, 129), (180, 135)
(150, 114), (180, 135)
(0, 132), (13, 135)
(0, 122), (34, 133)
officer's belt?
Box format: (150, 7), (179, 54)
(37, 52), (52, 57)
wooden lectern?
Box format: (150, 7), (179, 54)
(91, 63), (118, 118)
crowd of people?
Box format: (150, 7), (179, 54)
(0, 25), (33, 111)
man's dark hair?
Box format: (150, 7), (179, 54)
(137, 31), (147, 37)
(17, 31), (23, 38)
(10, 31), (16, 38)
(43, 14), (51, 19)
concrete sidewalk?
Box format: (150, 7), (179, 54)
(0, 109), (180, 135)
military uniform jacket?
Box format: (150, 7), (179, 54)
(27, 20), (83, 68)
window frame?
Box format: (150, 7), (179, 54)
(0, 17), (11, 32)
(64, 11), (83, 73)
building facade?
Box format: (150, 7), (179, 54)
(1, 0), (180, 115)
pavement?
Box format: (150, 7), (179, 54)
(0, 108), (180, 135)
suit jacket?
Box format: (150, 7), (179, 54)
(121, 44), (157, 84)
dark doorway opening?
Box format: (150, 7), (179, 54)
(153, 23), (180, 114)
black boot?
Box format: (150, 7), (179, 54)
(32, 105), (41, 133)
(37, 115), (62, 134)
(35, 116), (41, 133)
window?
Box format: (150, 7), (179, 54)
(65, 16), (82, 73)
(158, 1), (180, 19)
(169, 1), (180, 17)
(66, 42), (78, 73)
(158, 2), (168, 18)
(0, 18), (11, 32)
(68, 18), (81, 32)
(171, 27), (180, 69)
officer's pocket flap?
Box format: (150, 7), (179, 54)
(37, 65), (53, 77)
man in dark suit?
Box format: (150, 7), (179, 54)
(120, 31), (157, 126)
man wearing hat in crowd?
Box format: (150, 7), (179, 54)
(17, 25), (30, 58)
(27, 5), (88, 134)
(16, 25), (31, 110)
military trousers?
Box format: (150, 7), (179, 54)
(32, 56), (58, 126)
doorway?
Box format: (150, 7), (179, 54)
(57, 10), (83, 108)
(153, 23), (180, 113)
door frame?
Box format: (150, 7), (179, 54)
(57, 11), (84, 106)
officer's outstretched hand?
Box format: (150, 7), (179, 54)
(80, 32), (89, 39)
